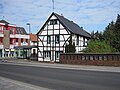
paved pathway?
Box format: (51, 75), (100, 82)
(0, 76), (49, 90)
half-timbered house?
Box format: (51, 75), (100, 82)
(37, 12), (91, 62)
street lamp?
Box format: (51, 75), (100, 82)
(26, 23), (30, 34)
(26, 23), (31, 45)
(26, 23), (31, 59)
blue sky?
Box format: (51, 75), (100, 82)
(0, 0), (120, 34)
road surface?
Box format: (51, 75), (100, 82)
(0, 64), (120, 90)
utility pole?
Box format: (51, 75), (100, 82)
(26, 23), (31, 59)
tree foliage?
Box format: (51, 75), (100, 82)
(103, 21), (115, 45)
(103, 14), (120, 52)
(83, 40), (115, 53)
(65, 35), (76, 53)
(91, 30), (104, 40)
(113, 14), (120, 52)
(86, 14), (120, 53)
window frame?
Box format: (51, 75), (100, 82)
(83, 37), (86, 46)
(10, 27), (14, 34)
(47, 35), (51, 44)
(55, 35), (60, 44)
(50, 19), (58, 25)
(76, 35), (79, 45)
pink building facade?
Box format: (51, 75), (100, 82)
(0, 20), (29, 58)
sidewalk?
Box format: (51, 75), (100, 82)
(0, 76), (49, 90)
(0, 59), (120, 73)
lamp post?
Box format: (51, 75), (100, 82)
(26, 23), (30, 45)
(26, 23), (31, 59)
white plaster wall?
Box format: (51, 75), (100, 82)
(54, 30), (59, 34)
(38, 47), (43, 51)
(50, 15), (57, 19)
(48, 30), (53, 35)
(44, 25), (47, 29)
(48, 25), (53, 29)
(40, 30), (47, 35)
(60, 29), (68, 34)
(54, 25), (59, 29)
(60, 24), (64, 28)
(60, 42), (64, 45)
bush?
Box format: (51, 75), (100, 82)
(83, 40), (116, 53)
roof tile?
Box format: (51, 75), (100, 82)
(30, 34), (37, 42)
(54, 13), (91, 38)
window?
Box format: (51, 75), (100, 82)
(56, 51), (59, 59)
(21, 38), (23, 42)
(4, 27), (6, 30)
(10, 28), (14, 34)
(83, 37), (86, 46)
(16, 38), (18, 42)
(55, 35), (60, 44)
(55, 51), (63, 59)
(77, 35), (79, 45)
(47, 35), (51, 44)
(10, 39), (13, 44)
(50, 19), (57, 25)
(33, 49), (36, 54)
(26, 39), (28, 43)
(0, 26), (3, 34)
(44, 51), (51, 58)
(0, 37), (3, 44)
(0, 26), (2, 30)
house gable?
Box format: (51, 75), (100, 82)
(37, 12), (91, 62)
(37, 13), (70, 35)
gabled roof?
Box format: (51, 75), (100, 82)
(53, 13), (91, 38)
(16, 27), (27, 35)
(37, 12), (91, 38)
(0, 20), (9, 24)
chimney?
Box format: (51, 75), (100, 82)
(61, 13), (63, 16)
(81, 27), (83, 29)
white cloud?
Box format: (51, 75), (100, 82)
(0, 0), (120, 33)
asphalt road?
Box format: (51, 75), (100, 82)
(0, 64), (120, 90)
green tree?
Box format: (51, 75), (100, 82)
(87, 14), (120, 53)
(83, 39), (115, 53)
(103, 21), (115, 45)
(91, 31), (104, 41)
(113, 14), (120, 52)
(90, 31), (95, 39)
(65, 35), (76, 53)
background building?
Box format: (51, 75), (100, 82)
(0, 20), (37, 59)
(14, 33), (37, 59)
